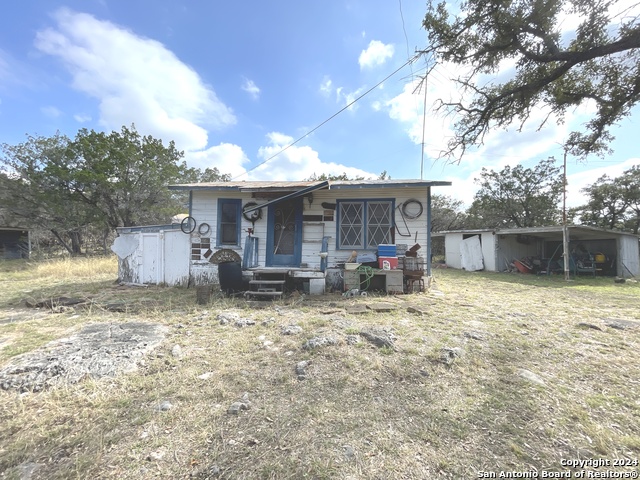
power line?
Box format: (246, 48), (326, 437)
(398, 0), (411, 61)
(233, 54), (420, 180)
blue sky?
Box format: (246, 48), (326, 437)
(1, 0), (638, 208)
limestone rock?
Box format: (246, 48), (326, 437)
(281, 325), (303, 335)
(360, 328), (396, 348)
(518, 369), (546, 386)
(302, 336), (338, 350)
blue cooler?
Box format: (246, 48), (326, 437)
(378, 244), (397, 257)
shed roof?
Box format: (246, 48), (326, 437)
(0, 226), (29, 232)
(434, 225), (639, 240)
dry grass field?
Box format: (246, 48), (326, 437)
(1, 257), (639, 479)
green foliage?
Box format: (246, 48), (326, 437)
(0, 125), (229, 254)
(466, 158), (563, 228)
(305, 170), (390, 181)
(431, 194), (468, 232)
(0, 133), (92, 254)
(68, 126), (188, 229)
(572, 166), (640, 233)
(422, 0), (640, 160)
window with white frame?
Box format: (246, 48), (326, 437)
(217, 199), (241, 246)
(338, 200), (393, 249)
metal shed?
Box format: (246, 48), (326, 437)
(436, 225), (640, 277)
(0, 227), (30, 260)
(111, 224), (190, 286)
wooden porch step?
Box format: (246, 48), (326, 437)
(245, 291), (283, 298)
(249, 280), (286, 285)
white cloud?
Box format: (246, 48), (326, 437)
(247, 132), (376, 181)
(336, 86), (366, 111)
(34, 8), (235, 153)
(385, 76), (456, 160)
(382, 60), (590, 173)
(42, 105), (62, 118)
(319, 75), (332, 97)
(241, 78), (260, 100)
(358, 40), (394, 69)
(566, 158), (640, 208)
(185, 143), (250, 179)
(74, 113), (91, 123)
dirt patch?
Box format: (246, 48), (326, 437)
(0, 321), (167, 392)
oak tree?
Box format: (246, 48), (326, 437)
(422, 0), (640, 160)
(466, 158), (564, 228)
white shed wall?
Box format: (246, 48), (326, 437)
(444, 232), (495, 270)
(619, 235), (640, 277)
(114, 229), (190, 286)
(444, 233), (463, 269)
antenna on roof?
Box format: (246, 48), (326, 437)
(414, 62), (435, 180)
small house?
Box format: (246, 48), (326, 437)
(436, 225), (640, 277)
(112, 179), (452, 294)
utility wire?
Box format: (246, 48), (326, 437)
(232, 54), (420, 180)
(398, 0), (411, 61)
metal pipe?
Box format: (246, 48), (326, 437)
(563, 150), (570, 281)
(426, 186), (432, 277)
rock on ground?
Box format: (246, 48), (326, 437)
(359, 328), (396, 348)
(0, 322), (167, 392)
(295, 360), (311, 380)
(281, 325), (303, 335)
(217, 312), (239, 325)
(440, 347), (464, 365)
(518, 369), (546, 386)
(302, 336), (338, 350)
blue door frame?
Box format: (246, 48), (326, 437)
(266, 197), (303, 267)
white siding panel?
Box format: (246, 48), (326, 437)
(445, 234), (463, 269)
(481, 233), (497, 271)
(619, 235), (640, 277)
(190, 191), (252, 281)
(141, 234), (159, 284)
(163, 230), (190, 286)
(460, 235), (484, 271)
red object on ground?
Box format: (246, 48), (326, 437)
(513, 259), (532, 274)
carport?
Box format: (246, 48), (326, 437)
(437, 225), (639, 277)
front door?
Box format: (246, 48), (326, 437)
(266, 197), (302, 267)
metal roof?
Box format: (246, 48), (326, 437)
(168, 179), (452, 191)
(435, 225), (639, 239)
(0, 226), (29, 232)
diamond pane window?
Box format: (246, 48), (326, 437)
(338, 200), (393, 250)
(339, 202), (364, 249)
(367, 201), (392, 248)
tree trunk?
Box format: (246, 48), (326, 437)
(50, 229), (74, 255)
(102, 228), (110, 255)
(69, 230), (83, 255)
